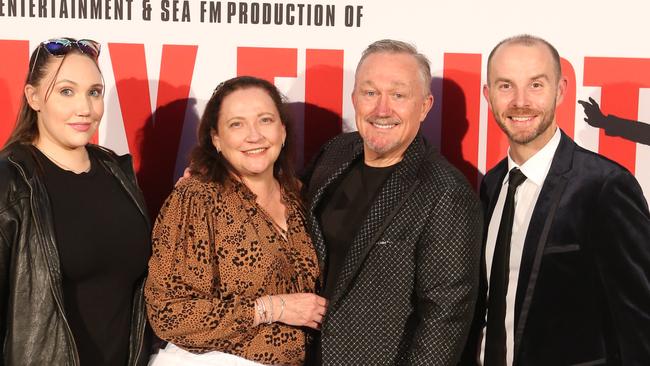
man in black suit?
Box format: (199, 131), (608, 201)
(461, 35), (650, 366)
(303, 39), (483, 365)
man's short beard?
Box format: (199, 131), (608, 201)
(496, 104), (556, 145)
(501, 115), (553, 144)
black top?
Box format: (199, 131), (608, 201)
(35, 148), (150, 366)
(318, 158), (396, 300)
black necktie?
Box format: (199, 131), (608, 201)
(485, 167), (527, 366)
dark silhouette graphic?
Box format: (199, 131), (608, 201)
(288, 101), (342, 171)
(108, 78), (198, 219)
(579, 97), (650, 145)
(138, 96), (198, 219)
(435, 76), (481, 189)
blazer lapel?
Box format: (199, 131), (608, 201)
(475, 159), (509, 328)
(329, 135), (426, 310)
(512, 130), (575, 363)
(483, 160), (509, 228)
(308, 137), (364, 266)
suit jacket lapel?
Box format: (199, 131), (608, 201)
(513, 130), (575, 363)
(475, 159), (509, 329)
(329, 135), (426, 310)
(308, 137), (364, 267)
(484, 160), (509, 229)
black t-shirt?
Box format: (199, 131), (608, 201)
(318, 158), (397, 300)
(310, 158), (397, 365)
(35, 148), (150, 366)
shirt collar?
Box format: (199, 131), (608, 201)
(504, 127), (561, 187)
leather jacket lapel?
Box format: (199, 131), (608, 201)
(94, 149), (151, 229)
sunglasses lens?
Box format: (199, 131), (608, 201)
(43, 40), (70, 56)
(77, 40), (100, 58)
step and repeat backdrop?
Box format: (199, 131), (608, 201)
(2, 0), (649, 215)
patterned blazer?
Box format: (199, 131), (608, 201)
(304, 132), (483, 365)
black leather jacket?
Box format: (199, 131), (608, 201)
(0, 143), (151, 366)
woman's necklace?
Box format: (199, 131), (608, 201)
(254, 180), (288, 239)
(34, 145), (91, 174)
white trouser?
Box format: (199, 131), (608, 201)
(148, 343), (265, 366)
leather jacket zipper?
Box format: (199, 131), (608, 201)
(131, 288), (146, 366)
(9, 156), (81, 366)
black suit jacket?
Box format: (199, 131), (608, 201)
(462, 130), (650, 365)
(304, 132), (483, 365)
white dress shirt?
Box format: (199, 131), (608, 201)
(480, 128), (561, 365)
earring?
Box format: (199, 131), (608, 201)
(282, 141), (285, 148)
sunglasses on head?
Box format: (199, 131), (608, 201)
(40, 38), (101, 58)
(29, 38), (101, 81)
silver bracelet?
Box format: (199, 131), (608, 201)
(277, 295), (286, 321)
(267, 295), (274, 324)
(256, 298), (267, 324)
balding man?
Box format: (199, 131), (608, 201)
(461, 35), (650, 366)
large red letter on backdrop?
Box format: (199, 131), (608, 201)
(0, 40), (29, 145)
(304, 49), (343, 164)
(557, 59), (577, 139)
(109, 43), (197, 217)
(584, 57), (650, 174)
(441, 53), (482, 188)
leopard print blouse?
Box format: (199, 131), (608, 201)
(145, 176), (319, 365)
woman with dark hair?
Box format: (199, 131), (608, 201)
(145, 76), (325, 366)
(0, 38), (151, 365)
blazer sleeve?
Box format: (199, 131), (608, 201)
(594, 169), (650, 364)
(406, 183), (483, 365)
(144, 181), (258, 351)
